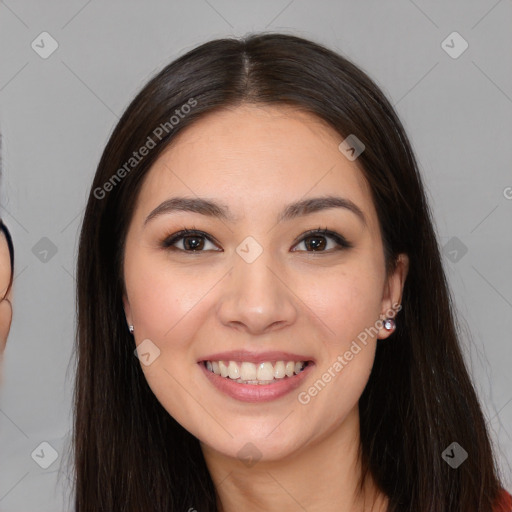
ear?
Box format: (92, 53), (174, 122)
(378, 253), (409, 340)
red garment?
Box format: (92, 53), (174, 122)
(495, 489), (512, 512)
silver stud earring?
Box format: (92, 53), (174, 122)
(383, 318), (396, 331)
(128, 325), (134, 334)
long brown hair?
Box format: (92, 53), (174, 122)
(73, 33), (507, 511)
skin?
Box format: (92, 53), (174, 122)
(122, 104), (409, 512)
(0, 227), (13, 381)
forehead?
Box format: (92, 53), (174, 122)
(134, 104), (376, 227)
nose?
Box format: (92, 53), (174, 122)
(216, 244), (298, 335)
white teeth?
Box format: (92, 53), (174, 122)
(240, 362), (257, 380)
(257, 362), (274, 381)
(228, 361), (240, 379)
(273, 361), (286, 379)
(204, 359), (308, 384)
(218, 360), (229, 378)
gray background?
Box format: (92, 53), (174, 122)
(1, 1), (511, 510)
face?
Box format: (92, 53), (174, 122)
(0, 226), (13, 358)
(122, 104), (408, 462)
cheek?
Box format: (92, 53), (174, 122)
(292, 319), (379, 431)
(290, 260), (383, 413)
(124, 250), (219, 375)
(124, 255), (212, 427)
(295, 259), (384, 344)
(125, 252), (208, 342)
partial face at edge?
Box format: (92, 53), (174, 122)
(122, 104), (408, 461)
(0, 228), (13, 357)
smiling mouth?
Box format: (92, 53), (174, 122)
(201, 359), (312, 385)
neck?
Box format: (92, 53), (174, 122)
(200, 405), (388, 512)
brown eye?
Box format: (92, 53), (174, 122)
(162, 230), (221, 252)
(292, 228), (352, 252)
(301, 235), (329, 251)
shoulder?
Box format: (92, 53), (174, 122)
(494, 489), (512, 512)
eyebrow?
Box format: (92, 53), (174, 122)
(144, 195), (367, 227)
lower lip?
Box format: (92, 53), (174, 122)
(198, 361), (314, 403)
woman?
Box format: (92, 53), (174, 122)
(0, 131), (14, 373)
(0, 218), (13, 358)
(73, 33), (511, 511)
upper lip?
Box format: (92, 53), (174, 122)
(198, 350), (315, 364)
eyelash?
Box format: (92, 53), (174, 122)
(161, 226), (353, 253)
